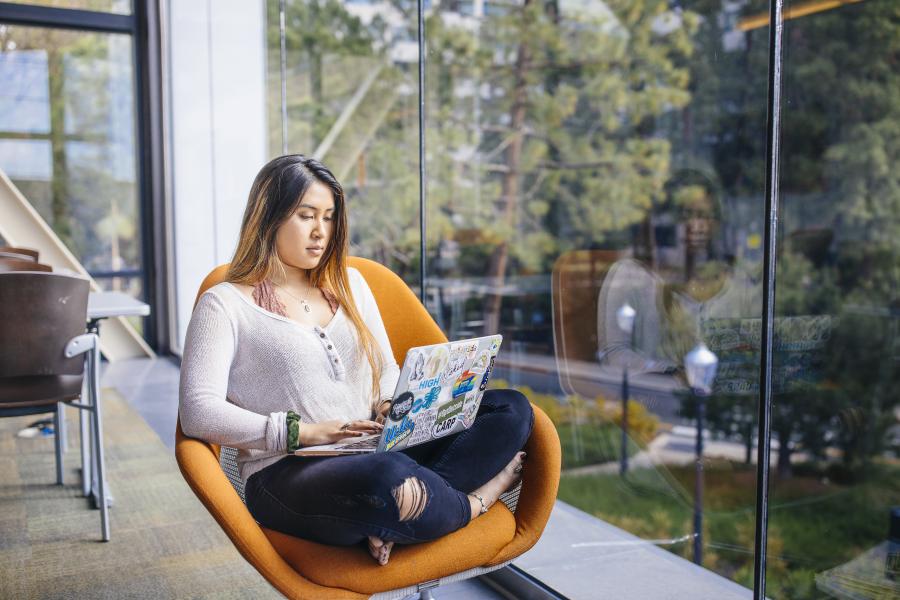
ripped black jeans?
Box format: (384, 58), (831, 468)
(244, 389), (534, 546)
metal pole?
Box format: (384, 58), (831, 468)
(620, 365), (629, 475)
(417, 0), (426, 302)
(279, 0), (288, 155)
(694, 389), (705, 565)
(753, 0), (785, 596)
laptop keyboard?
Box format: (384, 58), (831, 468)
(342, 435), (379, 450)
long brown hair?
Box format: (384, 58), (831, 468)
(226, 154), (383, 404)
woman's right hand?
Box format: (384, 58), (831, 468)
(299, 419), (383, 447)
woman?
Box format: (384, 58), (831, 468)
(179, 154), (533, 566)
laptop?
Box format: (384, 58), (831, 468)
(294, 334), (503, 456)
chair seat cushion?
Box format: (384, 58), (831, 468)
(0, 375), (82, 407)
(263, 502), (516, 594)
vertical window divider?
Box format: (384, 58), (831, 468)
(417, 0), (426, 302)
(278, 0), (288, 155)
(753, 0), (786, 597)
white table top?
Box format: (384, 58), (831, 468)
(87, 291), (151, 320)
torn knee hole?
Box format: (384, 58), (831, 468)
(391, 477), (427, 522)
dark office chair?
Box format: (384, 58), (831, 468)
(0, 271), (110, 541)
(0, 259), (52, 272)
(0, 258), (62, 476)
(0, 245), (39, 261)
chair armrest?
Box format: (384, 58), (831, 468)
(65, 333), (98, 357)
(486, 403), (561, 566)
(175, 421), (366, 600)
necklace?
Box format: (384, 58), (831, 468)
(274, 281), (316, 313)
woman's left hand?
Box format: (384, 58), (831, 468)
(373, 400), (391, 425)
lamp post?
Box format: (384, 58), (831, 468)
(685, 342), (718, 566)
(616, 303), (636, 476)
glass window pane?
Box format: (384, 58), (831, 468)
(0, 24), (143, 297)
(767, 1), (900, 598)
(425, 0), (768, 594)
(265, 0), (420, 288)
(1, 1), (131, 15)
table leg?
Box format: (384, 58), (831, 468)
(80, 378), (92, 497)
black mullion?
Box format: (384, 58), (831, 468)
(417, 0), (426, 301)
(0, 2), (133, 34)
(133, 0), (160, 351)
(752, 0), (786, 598)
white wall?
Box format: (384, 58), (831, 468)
(168, 0), (268, 353)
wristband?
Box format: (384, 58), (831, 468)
(286, 410), (302, 452)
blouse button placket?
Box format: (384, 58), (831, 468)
(314, 326), (345, 381)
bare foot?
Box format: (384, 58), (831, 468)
(466, 451), (526, 522)
(367, 535), (395, 566)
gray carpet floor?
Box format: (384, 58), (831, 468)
(0, 390), (279, 599)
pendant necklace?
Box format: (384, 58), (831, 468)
(275, 281), (316, 313)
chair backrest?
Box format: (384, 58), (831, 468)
(0, 272), (90, 377)
(0, 258), (52, 272)
(0, 246), (39, 261)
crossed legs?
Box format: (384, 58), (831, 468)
(245, 389), (534, 565)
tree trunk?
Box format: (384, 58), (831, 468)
(777, 428), (793, 478)
(483, 3), (530, 335)
(744, 420), (753, 464)
(48, 45), (71, 244)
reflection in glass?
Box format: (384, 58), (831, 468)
(0, 24), (142, 296)
(766, 1), (900, 598)
(265, 0), (420, 287)
(424, 0), (768, 593)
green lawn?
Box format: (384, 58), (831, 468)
(555, 422), (642, 469)
(558, 461), (900, 599)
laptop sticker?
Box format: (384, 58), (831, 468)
(451, 340), (479, 359)
(407, 406), (438, 446)
(432, 414), (458, 438)
(462, 391), (479, 428)
(412, 385), (442, 414)
(425, 346), (448, 378)
(436, 396), (464, 423)
(452, 370), (478, 397)
(490, 337), (500, 354)
(442, 347), (467, 384)
(407, 351), (426, 383)
(384, 415), (415, 450)
(390, 391), (414, 421)
(471, 350), (491, 374)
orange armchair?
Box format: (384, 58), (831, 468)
(175, 257), (561, 599)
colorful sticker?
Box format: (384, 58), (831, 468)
(412, 385), (442, 414)
(407, 351), (426, 384)
(462, 391), (479, 428)
(407, 406), (438, 446)
(384, 415), (415, 450)
(436, 396), (464, 423)
(432, 415), (458, 438)
(489, 337), (501, 354)
(389, 391), (414, 422)
(425, 346), (449, 378)
(479, 371), (491, 392)
(452, 370), (478, 397)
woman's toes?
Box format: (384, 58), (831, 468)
(380, 541), (394, 565)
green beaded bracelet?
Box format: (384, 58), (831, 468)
(286, 410), (302, 452)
